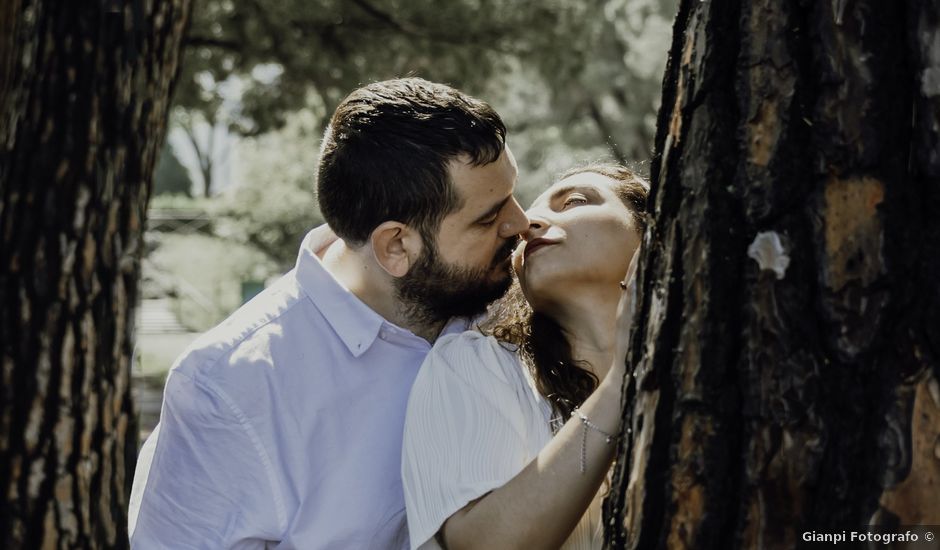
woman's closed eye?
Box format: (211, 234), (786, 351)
(563, 194), (589, 208)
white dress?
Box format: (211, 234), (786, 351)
(401, 330), (605, 550)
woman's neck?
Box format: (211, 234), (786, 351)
(545, 283), (621, 380)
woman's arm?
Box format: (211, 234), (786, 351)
(439, 258), (639, 550)
(439, 370), (622, 550)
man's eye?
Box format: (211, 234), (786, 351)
(563, 195), (588, 207)
(479, 216), (498, 227)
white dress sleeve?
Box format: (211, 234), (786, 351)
(402, 331), (533, 550)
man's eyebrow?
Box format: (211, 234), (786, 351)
(474, 195), (512, 223)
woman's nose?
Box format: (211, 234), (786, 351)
(522, 217), (550, 241)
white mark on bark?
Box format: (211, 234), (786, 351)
(19, 286), (30, 326)
(27, 456), (45, 499)
(747, 231), (790, 280)
(74, 185), (90, 232)
(832, 0), (849, 25)
(59, 235), (77, 299)
(26, 332), (53, 452)
(1, 357), (13, 454)
(928, 377), (940, 409)
(920, 31), (940, 97)
(42, 503), (56, 549)
(923, 69), (940, 98)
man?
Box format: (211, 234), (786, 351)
(128, 78), (529, 548)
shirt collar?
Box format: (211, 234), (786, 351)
(293, 226), (471, 357)
(294, 226), (384, 357)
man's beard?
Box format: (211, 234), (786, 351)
(395, 236), (518, 327)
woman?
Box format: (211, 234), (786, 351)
(401, 163), (648, 549)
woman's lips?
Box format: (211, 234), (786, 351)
(523, 238), (559, 260)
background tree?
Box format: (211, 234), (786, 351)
(153, 142), (194, 197)
(0, 0), (191, 547)
(174, 106), (231, 197)
(605, 0), (940, 547)
(141, 0), (679, 340)
(210, 110), (321, 270)
(174, 0), (677, 166)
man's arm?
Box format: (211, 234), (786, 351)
(129, 370), (284, 549)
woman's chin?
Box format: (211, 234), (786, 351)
(519, 269), (566, 305)
(523, 267), (625, 303)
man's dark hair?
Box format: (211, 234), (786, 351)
(316, 78), (507, 245)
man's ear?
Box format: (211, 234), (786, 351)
(370, 222), (422, 278)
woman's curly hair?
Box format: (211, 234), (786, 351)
(480, 163), (649, 424)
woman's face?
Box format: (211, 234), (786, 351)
(512, 171), (641, 309)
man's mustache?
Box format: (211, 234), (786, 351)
(492, 237), (520, 267)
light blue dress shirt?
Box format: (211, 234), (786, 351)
(129, 226), (468, 549)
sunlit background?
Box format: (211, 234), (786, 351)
(135, 0), (678, 437)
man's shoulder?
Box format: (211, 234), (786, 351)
(172, 273), (307, 380)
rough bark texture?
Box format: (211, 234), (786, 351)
(0, 0), (191, 547)
(605, 0), (940, 548)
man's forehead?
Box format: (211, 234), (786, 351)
(456, 147), (515, 173)
(449, 149), (516, 203)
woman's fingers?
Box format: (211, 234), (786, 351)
(613, 250), (641, 368)
(625, 247), (640, 286)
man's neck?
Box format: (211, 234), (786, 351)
(321, 240), (448, 344)
(402, 318), (449, 344)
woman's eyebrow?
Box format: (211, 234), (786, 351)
(549, 185), (597, 203)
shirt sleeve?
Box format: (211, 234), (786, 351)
(401, 332), (531, 550)
(128, 369), (283, 549)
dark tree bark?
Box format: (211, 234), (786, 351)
(0, 0), (191, 547)
(606, 0), (940, 548)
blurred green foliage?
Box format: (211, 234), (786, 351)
(210, 110), (321, 269)
(149, 194), (212, 210)
(177, 0), (676, 159)
(144, 0), (677, 344)
(148, 233), (278, 331)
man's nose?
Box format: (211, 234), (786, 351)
(498, 197), (530, 239)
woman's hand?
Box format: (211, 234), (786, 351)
(610, 249), (640, 378)
(430, 249), (642, 550)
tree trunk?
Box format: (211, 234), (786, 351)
(605, 0), (940, 548)
(0, 0), (191, 547)
(180, 120), (215, 198)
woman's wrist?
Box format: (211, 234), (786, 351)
(584, 377), (624, 442)
(603, 359), (628, 384)
(595, 371), (625, 408)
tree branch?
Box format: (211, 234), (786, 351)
(184, 35), (243, 52)
(348, 0), (525, 54)
(348, 0), (414, 35)
(588, 99), (628, 164)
